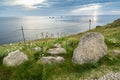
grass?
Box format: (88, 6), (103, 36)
(0, 19), (120, 80)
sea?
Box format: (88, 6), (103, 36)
(0, 15), (120, 44)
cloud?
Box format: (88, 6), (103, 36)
(0, 0), (120, 16)
(15, 0), (45, 8)
(1, 0), (49, 9)
(71, 4), (102, 15)
(111, 11), (120, 13)
(69, 1), (120, 15)
(99, 10), (120, 15)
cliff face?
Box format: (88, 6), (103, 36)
(114, 18), (120, 22)
(106, 18), (120, 27)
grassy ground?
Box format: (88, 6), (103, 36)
(0, 19), (120, 80)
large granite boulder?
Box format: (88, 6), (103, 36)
(40, 56), (64, 64)
(72, 32), (108, 64)
(3, 50), (28, 66)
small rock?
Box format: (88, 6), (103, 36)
(3, 50), (28, 66)
(112, 50), (120, 55)
(54, 43), (61, 48)
(98, 72), (120, 80)
(33, 46), (42, 52)
(9, 43), (13, 46)
(47, 48), (67, 55)
(41, 56), (64, 64)
(72, 32), (108, 64)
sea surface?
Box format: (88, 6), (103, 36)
(0, 15), (120, 44)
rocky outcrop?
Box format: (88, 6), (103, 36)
(3, 50), (28, 66)
(98, 72), (120, 80)
(114, 18), (120, 23)
(72, 32), (108, 64)
(40, 56), (64, 64)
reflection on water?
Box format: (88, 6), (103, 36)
(0, 15), (120, 44)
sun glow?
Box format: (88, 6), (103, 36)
(93, 11), (98, 21)
(71, 4), (102, 17)
(15, 0), (45, 8)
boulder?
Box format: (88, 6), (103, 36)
(33, 46), (42, 52)
(3, 50), (28, 66)
(54, 43), (61, 48)
(40, 56), (64, 64)
(112, 50), (120, 55)
(47, 48), (67, 55)
(72, 32), (108, 64)
(98, 72), (120, 80)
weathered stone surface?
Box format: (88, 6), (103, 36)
(98, 72), (120, 80)
(3, 50), (28, 66)
(72, 32), (108, 64)
(54, 43), (61, 48)
(33, 46), (42, 52)
(41, 56), (64, 64)
(112, 50), (120, 55)
(47, 48), (67, 55)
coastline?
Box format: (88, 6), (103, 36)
(0, 15), (120, 45)
(0, 18), (119, 80)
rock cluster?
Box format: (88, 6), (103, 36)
(3, 32), (109, 66)
(41, 43), (66, 64)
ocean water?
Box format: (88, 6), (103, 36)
(0, 15), (120, 44)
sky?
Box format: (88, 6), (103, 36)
(0, 0), (120, 16)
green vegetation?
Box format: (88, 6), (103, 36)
(0, 19), (120, 80)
